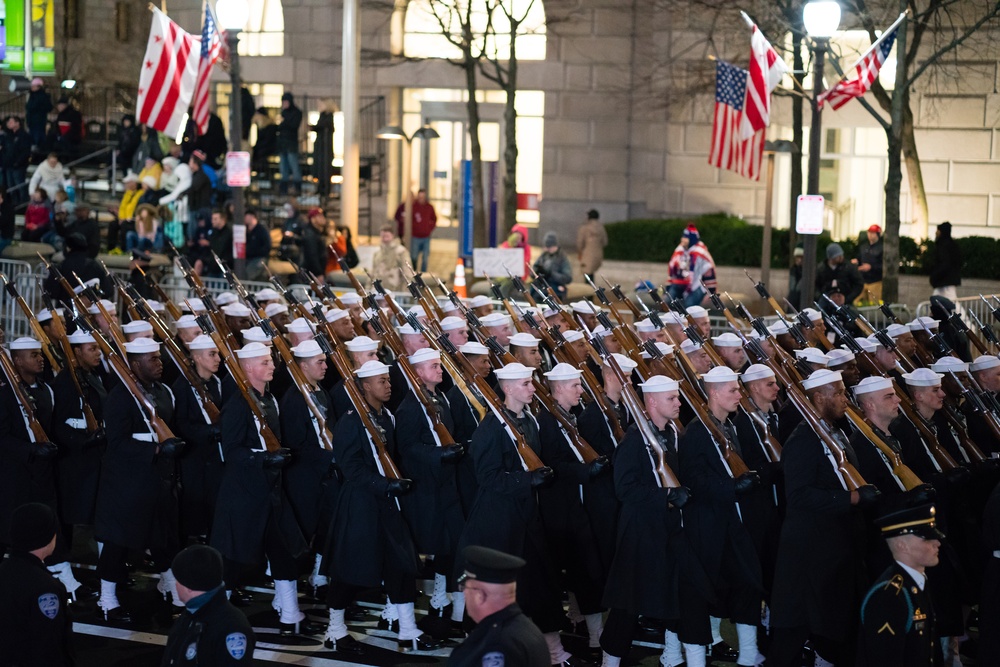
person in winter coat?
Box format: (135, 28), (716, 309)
(929, 221), (962, 302)
(816, 242), (864, 306)
(854, 224), (884, 304)
(372, 224), (410, 293)
(22, 189), (53, 242)
(311, 100), (336, 198)
(501, 223), (532, 280)
(251, 108), (278, 174)
(132, 125), (163, 174)
(196, 112), (228, 169)
(187, 154), (214, 240)
(576, 209), (607, 279)
(0, 188), (14, 253)
(299, 208), (331, 277)
(49, 97), (83, 155)
(116, 114), (140, 177)
(3, 116), (33, 206)
(277, 92), (302, 194)
(394, 188), (437, 272)
(157, 156), (192, 227)
(532, 232), (573, 300)
(29, 152), (65, 201)
(25, 78), (53, 148)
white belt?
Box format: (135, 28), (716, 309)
(65, 418), (87, 430)
(132, 433), (156, 443)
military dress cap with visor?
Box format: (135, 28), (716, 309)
(875, 503), (945, 541)
(460, 545), (526, 585)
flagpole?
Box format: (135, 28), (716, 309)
(821, 11), (906, 91)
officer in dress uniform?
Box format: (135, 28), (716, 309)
(0, 503), (74, 666)
(857, 503), (943, 667)
(161, 545), (255, 666)
(447, 545), (549, 667)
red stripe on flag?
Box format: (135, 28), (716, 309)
(153, 25), (195, 131)
(139, 19), (176, 124)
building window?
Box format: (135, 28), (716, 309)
(236, 0), (284, 57)
(403, 0), (546, 61)
(215, 83), (286, 144)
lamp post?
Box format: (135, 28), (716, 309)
(377, 125), (440, 255)
(216, 0), (249, 278)
(801, 0), (841, 307)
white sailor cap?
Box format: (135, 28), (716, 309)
(544, 363), (582, 381)
(634, 318), (658, 333)
(605, 352), (638, 373)
(801, 369), (843, 390)
(241, 327), (270, 343)
(409, 348), (441, 365)
(339, 292), (363, 306)
(886, 323), (910, 339)
(467, 295), (492, 309)
(929, 357), (969, 373)
(187, 334), (217, 351)
(398, 323), (419, 336)
(145, 299), (165, 312)
(562, 329), (585, 343)
(542, 305), (562, 319)
(680, 338), (703, 354)
(265, 302), (288, 317)
(439, 300), (459, 313)
(355, 360), (390, 377)
(292, 340), (324, 358)
(902, 368), (943, 387)
(440, 316), (467, 331)
(71, 278), (101, 295)
(88, 299), (116, 315)
(495, 362), (535, 380)
(255, 287), (281, 302)
(865, 334), (886, 350)
(686, 305), (709, 319)
(509, 332), (540, 348)
(222, 303), (253, 318)
(9, 337), (41, 350)
(37, 308), (62, 322)
(325, 308), (349, 323)
(854, 336), (878, 353)
(214, 292), (238, 306)
(408, 305), (426, 319)
(970, 355), (1000, 372)
(853, 376), (894, 395)
(459, 341), (489, 355)
(181, 298), (206, 313)
(287, 317), (314, 334)
(802, 308), (824, 322)
(653, 341), (674, 356)
(175, 314), (200, 329)
(825, 349), (856, 367)
(767, 321), (790, 335)
(480, 313), (512, 328)
(795, 348), (830, 366)
(67, 330), (95, 345)
(124, 338), (160, 354)
(741, 364), (775, 382)
(591, 325), (614, 338)
(661, 311), (686, 325)
(702, 366), (740, 383)
(711, 333), (743, 348)
(908, 316), (939, 332)
(236, 342), (270, 359)
(638, 375), (680, 393)
(122, 320), (153, 334)
(571, 300), (597, 315)
(346, 336), (379, 352)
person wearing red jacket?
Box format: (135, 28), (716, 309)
(395, 189), (437, 272)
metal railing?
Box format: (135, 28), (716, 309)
(915, 295), (1000, 327)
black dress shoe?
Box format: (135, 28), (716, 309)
(346, 605), (369, 622)
(229, 588), (254, 607)
(68, 584), (99, 604)
(101, 606), (133, 624)
(553, 657), (595, 667)
(324, 633), (365, 654)
(710, 641), (738, 660)
(398, 634), (445, 652)
(280, 619), (326, 636)
(377, 618), (399, 633)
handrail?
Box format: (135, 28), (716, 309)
(12, 144), (115, 212)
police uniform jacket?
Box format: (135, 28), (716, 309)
(857, 563), (940, 667)
(161, 587), (255, 666)
(0, 551), (74, 666)
(279, 385), (337, 541)
(0, 380), (55, 542)
(395, 389), (465, 556)
(322, 405), (419, 587)
(210, 388), (306, 565)
(94, 380), (179, 552)
(172, 373), (223, 538)
(52, 366), (106, 525)
(447, 603), (548, 667)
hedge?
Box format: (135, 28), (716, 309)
(604, 213), (994, 279)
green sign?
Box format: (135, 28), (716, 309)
(2, 0), (56, 76)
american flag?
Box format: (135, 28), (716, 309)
(741, 24), (788, 140)
(709, 60), (764, 181)
(192, 4), (224, 135)
(136, 8), (199, 140)
(818, 14), (904, 110)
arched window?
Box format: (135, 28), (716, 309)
(403, 0), (546, 61)
(236, 0), (284, 57)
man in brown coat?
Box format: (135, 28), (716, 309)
(576, 209), (607, 279)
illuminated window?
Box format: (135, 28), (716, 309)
(236, 0), (284, 57)
(403, 0), (546, 61)
(215, 83), (285, 143)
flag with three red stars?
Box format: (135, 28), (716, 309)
(136, 8), (199, 139)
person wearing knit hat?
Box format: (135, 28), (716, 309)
(817, 242), (864, 307)
(681, 223), (717, 308)
(533, 231), (573, 300)
(0, 503), (74, 666)
(162, 545), (256, 665)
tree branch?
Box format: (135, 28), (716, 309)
(907, 1), (1000, 86)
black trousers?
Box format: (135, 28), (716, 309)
(223, 514), (301, 589)
(712, 535), (763, 626)
(768, 627), (855, 667)
(327, 572), (417, 608)
(97, 542), (174, 584)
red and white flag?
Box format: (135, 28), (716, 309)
(192, 4), (223, 135)
(741, 21), (788, 140)
(136, 8), (199, 139)
(818, 13), (905, 110)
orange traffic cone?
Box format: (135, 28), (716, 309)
(454, 258), (468, 298)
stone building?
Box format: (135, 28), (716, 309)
(45, 0), (1000, 245)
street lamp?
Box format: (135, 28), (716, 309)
(801, 0), (841, 307)
(216, 0), (250, 278)
(377, 124), (440, 258)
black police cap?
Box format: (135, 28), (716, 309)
(876, 502), (945, 541)
(461, 545), (525, 584)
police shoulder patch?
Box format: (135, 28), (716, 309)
(482, 651), (505, 667)
(225, 632), (248, 659)
(185, 642), (198, 660)
(37, 593), (60, 619)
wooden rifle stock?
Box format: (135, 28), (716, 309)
(46, 309), (100, 433)
(137, 266), (183, 320)
(0, 342), (51, 443)
(2, 272), (62, 372)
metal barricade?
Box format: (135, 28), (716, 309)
(915, 295), (1000, 326)
(1, 260), (44, 338)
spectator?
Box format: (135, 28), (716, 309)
(187, 208), (213, 273)
(203, 209), (233, 277)
(244, 209), (272, 280)
(684, 224), (717, 307)
(816, 242), (863, 306)
(44, 232), (110, 300)
(277, 92), (303, 195)
(533, 232), (573, 300)
(788, 245), (805, 309)
(2, 116), (32, 206)
(854, 224), (884, 304)
(240, 86), (256, 140)
(251, 108), (278, 174)
(137, 175), (160, 207)
(311, 100), (336, 198)
(115, 114), (140, 177)
(157, 156), (192, 245)
(132, 124), (163, 174)
(28, 152), (65, 201)
(53, 188), (74, 221)
(50, 97), (83, 155)
(327, 223), (358, 274)
(186, 154), (214, 239)
(576, 208), (607, 280)
(126, 203), (162, 253)
(0, 187), (15, 254)
(25, 78), (52, 149)
(500, 223), (531, 279)
(667, 230), (691, 301)
(372, 223), (410, 293)
(300, 208), (330, 277)
(277, 200), (302, 262)
(929, 221), (961, 302)
(22, 189), (53, 242)
(137, 156), (163, 190)
(57, 204), (101, 258)
(394, 188), (437, 272)
(107, 173), (141, 251)
(196, 112), (227, 169)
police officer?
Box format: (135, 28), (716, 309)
(857, 503), (943, 666)
(161, 544), (256, 666)
(0, 503), (74, 665)
(448, 545), (549, 667)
